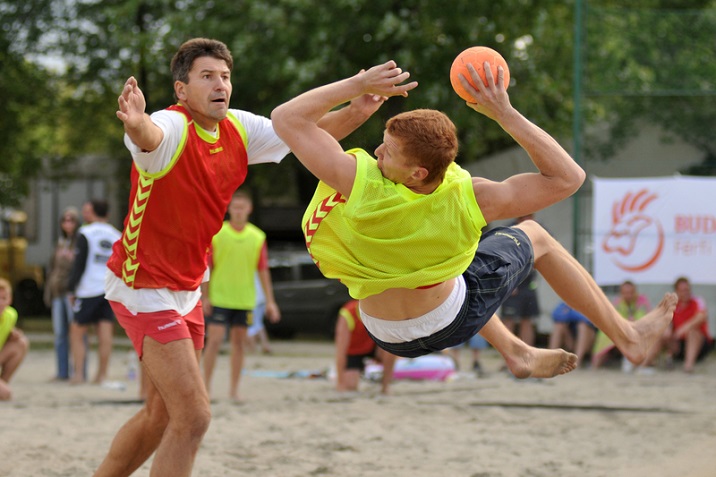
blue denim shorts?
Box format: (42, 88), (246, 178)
(367, 226), (534, 358)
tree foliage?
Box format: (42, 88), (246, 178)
(581, 0), (716, 170)
(0, 1), (58, 205)
(2, 0), (714, 208)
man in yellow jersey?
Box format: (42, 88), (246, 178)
(271, 60), (677, 380)
(202, 190), (280, 401)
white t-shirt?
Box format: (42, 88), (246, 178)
(105, 108), (290, 316)
(75, 222), (122, 298)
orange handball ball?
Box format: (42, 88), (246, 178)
(450, 46), (510, 101)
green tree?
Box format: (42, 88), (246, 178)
(156, 0), (578, 201)
(0, 1), (59, 205)
(8, 0), (714, 211)
(580, 0), (716, 173)
(3, 0), (581, 206)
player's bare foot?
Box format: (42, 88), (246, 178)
(505, 347), (578, 379)
(621, 292), (676, 365)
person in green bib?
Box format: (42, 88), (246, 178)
(202, 190), (281, 401)
(271, 59), (677, 380)
(0, 278), (29, 400)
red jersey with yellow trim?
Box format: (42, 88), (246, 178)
(107, 104), (249, 291)
(340, 300), (376, 355)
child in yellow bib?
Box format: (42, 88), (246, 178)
(0, 278), (29, 400)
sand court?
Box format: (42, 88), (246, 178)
(1, 340), (715, 477)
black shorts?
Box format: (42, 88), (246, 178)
(73, 295), (115, 326)
(206, 307), (252, 328)
(501, 285), (540, 320)
(368, 226), (534, 358)
(346, 348), (378, 371)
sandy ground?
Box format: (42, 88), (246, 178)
(1, 338), (715, 477)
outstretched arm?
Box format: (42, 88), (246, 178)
(116, 76), (163, 152)
(271, 61), (418, 197)
(316, 92), (385, 142)
(460, 63), (585, 223)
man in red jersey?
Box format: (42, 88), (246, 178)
(96, 38), (382, 477)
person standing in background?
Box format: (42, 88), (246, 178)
(68, 199), (121, 384)
(246, 272), (273, 355)
(202, 190), (280, 401)
(44, 207), (81, 381)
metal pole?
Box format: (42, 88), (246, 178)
(572, 0), (584, 259)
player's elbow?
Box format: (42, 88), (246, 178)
(562, 165), (586, 197)
(271, 105), (309, 149)
(270, 105), (290, 139)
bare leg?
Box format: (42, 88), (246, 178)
(518, 221), (677, 365)
(683, 330), (705, 373)
(0, 333), (29, 382)
(548, 323), (573, 351)
(138, 366), (150, 401)
(202, 323), (225, 398)
(378, 350), (397, 395)
(93, 338), (210, 477)
(502, 317), (517, 335)
(70, 322), (87, 383)
(479, 315), (577, 379)
(93, 369), (169, 476)
(94, 321), (114, 383)
(257, 328), (272, 354)
(228, 325), (247, 400)
(0, 379), (11, 400)
(575, 323), (596, 367)
(519, 318), (536, 346)
(0, 333), (29, 400)
(341, 369), (361, 391)
(244, 333), (257, 354)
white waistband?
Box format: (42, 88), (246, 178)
(359, 275), (466, 343)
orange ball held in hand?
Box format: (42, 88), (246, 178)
(450, 46), (510, 101)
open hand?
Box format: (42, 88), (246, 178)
(359, 61), (418, 98)
(116, 76), (147, 128)
(265, 302), (281, 323)
(459, 62), (512, 120)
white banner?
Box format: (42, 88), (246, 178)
(592, 176), (716, 285)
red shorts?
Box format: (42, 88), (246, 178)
(109, 301), (205, 359)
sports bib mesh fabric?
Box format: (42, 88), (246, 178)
(303, 148), (486, 299)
